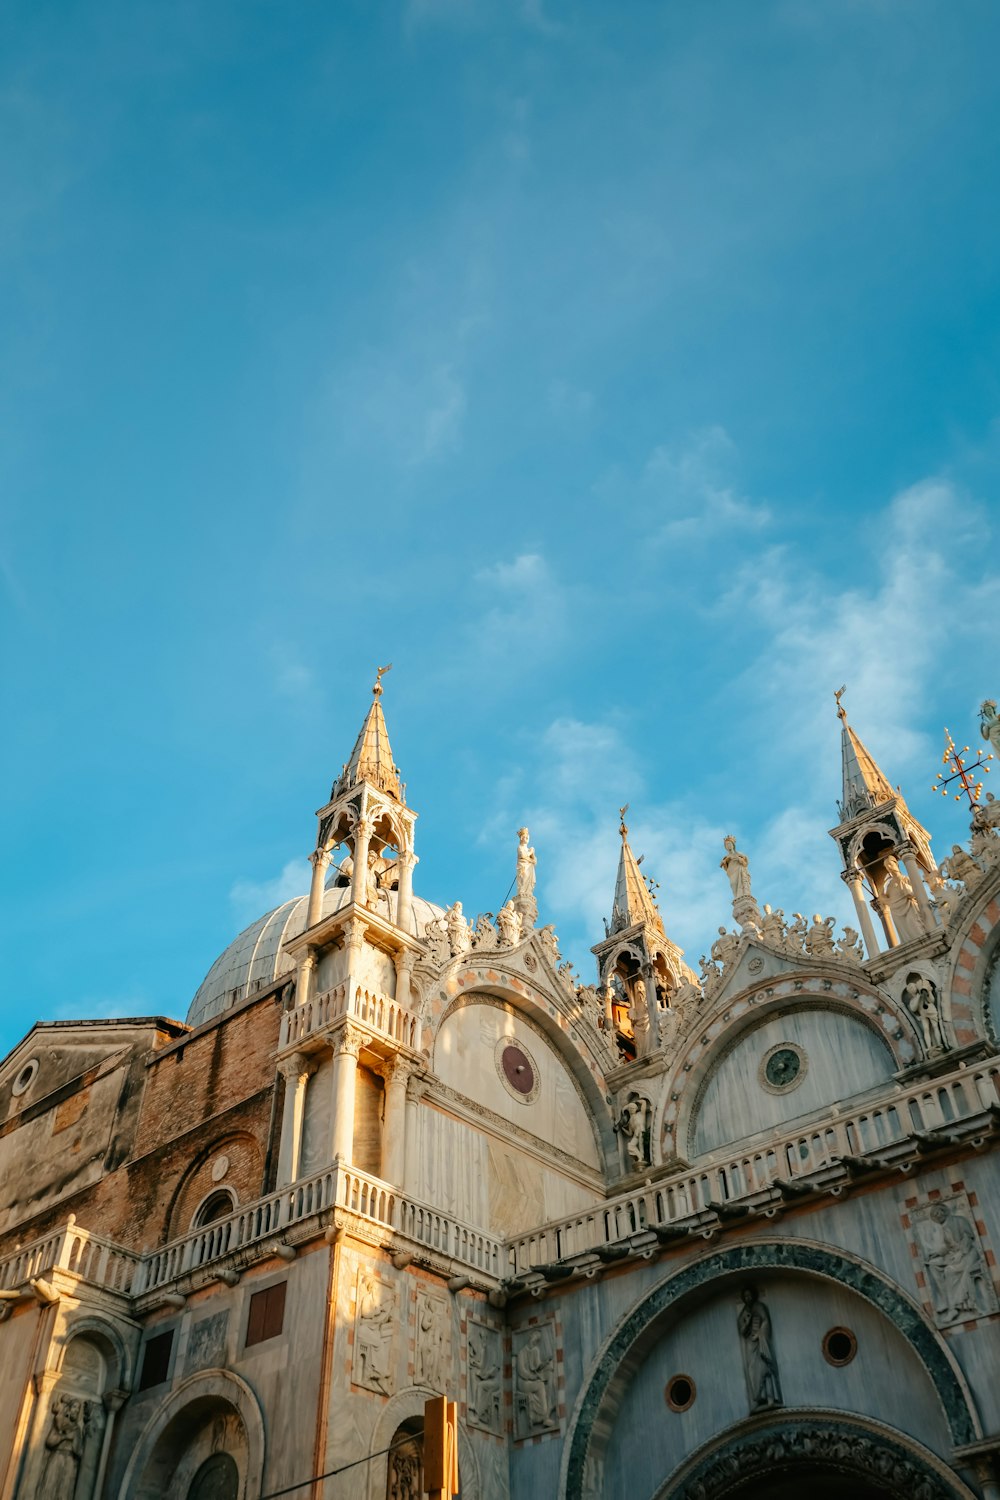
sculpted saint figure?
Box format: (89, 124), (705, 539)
(919, 1202), (988, 1322)
(785, 913), (808, 954)
(496, 901), (522, 947)
(388, 1440), (422, 1500)
(710, 927), (739, 970)
(468, 1325), (501, 1429)
(415, 1298), (445, 1389)
(981, 792), (1000, 829)
(737, 1287), (782, 1411)
(970, 806), (1000, 867)
(616, 1094), (650, 1168)
(903, 971), (946, 1054)
(356, 1273), (395, 1394)
(516, 826), (537, 899)
(515, 1329), (556, 1428)
(882, 858), (924, 944)
(980, 699), (1000, 759)
(720, 835), (753, 903)
(940, 844), (983, 893)
(672, 974), (702, 1018)
(760, 905), (786, 949)
(805, 914), (836, 957)
(38, 1395), (87, 1500)
(445, 902), (471, 957)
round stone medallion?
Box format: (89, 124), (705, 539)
(494, 1036), (541, 1104)
(211, 1154), (230, 1182)
(759, 1042), (807, 1094)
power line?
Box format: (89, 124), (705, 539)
(256, 1433), (417, 1500)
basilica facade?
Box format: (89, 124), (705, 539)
(2, 680), (1000, 1500)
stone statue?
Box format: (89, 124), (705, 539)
(537, 924), (560, 964)
(496, 901), (522, 947)
(737, 1287), (782, 1411)
(672, 974), (702, 1019)
(882, 858), (924, 944)
(422, 916), (451, 967)
(38, 1395), (88, 1500)
(804, 914), (836, 957)
(615, 1093), (650, 1168)
(415, 1294), (446, 1390)
(940, 843), (983, 894)
(698, 954), (722, 1001)
(364, 850), (381, 911)
(980, 698), (1000, 759)
(836, 926), (865, 963)
(467, 1323), (502, 1431)
(388, 1440), (422, 1500)
(785, 913), (808, 954)
(710, 927), (739, 970)
(514, 1328), (557, 1431)
(970, 806), (1000, 867)
(515, 827), (538, 928)
(917, 1201), (990, 1323)
(760, 905), (786, 950)
(630, 978), (652, 1056)
(981, 792), (1000, 828)
(445, 902), (471, 957)
(903, 972), (946, 1054)
(721, 835), (753, 902)
(354, 1272), (395, 1395)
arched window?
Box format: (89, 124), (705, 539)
(192, 1190), (236, 1229)
(188, 1452), (239, 1500)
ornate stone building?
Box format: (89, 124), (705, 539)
(3, 680), (1000, 1500)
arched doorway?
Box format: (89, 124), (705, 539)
(658, 1415), (975, 1500)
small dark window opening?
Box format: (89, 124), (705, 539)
(245, 1281), (287, 1348)
(138, 1330), (174, 1391)
(823, 1326), (858, 1366)
(665, 1374), (696, 1412)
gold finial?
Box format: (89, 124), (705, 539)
(373, 662), (393, 698)
(619, 803), (629, 837)
(834, 684), (847, 722)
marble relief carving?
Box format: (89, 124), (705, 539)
(414, 1288), (449, 1391)
(466, 1319), (503, 1435)
(353, 1269), (396, 1395)
(512, 1323), (559, 1439)
(912, 1193), (997, 1326)
(36, 1396), (93, 1500)
(737, 1287), (782, 1412)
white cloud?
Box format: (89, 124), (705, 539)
(643, 426), (772, 544)
(413, 364), (467, 463)
(230, 859), (309, 925)
(471, 551), (571, 665)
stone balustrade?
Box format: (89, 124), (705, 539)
(505, 1060), (1000, 1275)
(280, 981), (421, 1052)
(7, 1058), (998, 1304)
(0, 1217), (139, 1297)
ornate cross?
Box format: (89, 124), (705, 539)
(933, 728), (992, 807)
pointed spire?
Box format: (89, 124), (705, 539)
(610, 805), (665, 937)
(835, 688), (897, 821)
(332, 665), (403, 802)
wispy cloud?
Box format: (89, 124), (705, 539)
(230, 858), (308, 924)
(643, 426), (772, 545)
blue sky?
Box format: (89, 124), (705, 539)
(3, 0), (1000, 1058)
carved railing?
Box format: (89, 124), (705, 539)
(0, 1217), (139, 1297)
(280, 981), (421, 1051)
(132, 1162), (501, 1296)
(505, 1061), (1000, 1274)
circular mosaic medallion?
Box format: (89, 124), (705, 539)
(759, 1041), (807, 1094)
(747, 956), (764, 974)
(494, 1036), (541, 1104)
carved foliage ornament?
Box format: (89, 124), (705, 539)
(673, 1420), (964, 1500)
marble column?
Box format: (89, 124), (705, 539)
(642, 962), (661, 1046)
(297, 950), (318, 1010)
(394, 949), (415, 1011)
(842, 869), (879, 958)
(307, 849), (331, 929)
(350, 816), (374, 908)
(899, 843), (936, 931)
(872, 895), (899, 948)
(381, 1056), (411, 1186)
(396, 847), (417, 934)
(331, 1027), (363, 1165)
(403, 1075), (425, 1193)
(276, 1053), (313, 1187)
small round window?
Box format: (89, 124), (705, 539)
(494, 1036), (540, 1103)
(665, 1374), (696, 1412)
(11, 1059), (39, 1098)
(822, 1327), (857, 1366)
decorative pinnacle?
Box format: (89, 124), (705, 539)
(373, 663), (392, 698)
(834, 684), (847, 723)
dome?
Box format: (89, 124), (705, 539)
(187, 882), (445, 1029)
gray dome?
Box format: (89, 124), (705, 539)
(187, 883), (445, 1028)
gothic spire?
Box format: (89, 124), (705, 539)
(332, 665), (403, 802)
(835, 689), (897, 822)
(611, 806), (665, 937)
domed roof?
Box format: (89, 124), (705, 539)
(187, 883), (445, 1029)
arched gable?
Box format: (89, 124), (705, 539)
(946, 867), (1000, 1047)
(560, 1239), (980, 1500)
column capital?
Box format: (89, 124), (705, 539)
(395, 948), (416, 976)
(298, 949), (318, 972)
(840, 867), (864, 885)
(334, 1024), (365, 1059)
(381, 1054), (413, 1087)
(310, 848), (332, 871)
(277, 1052), (315, 1084)
(398, 847), (418, 871)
